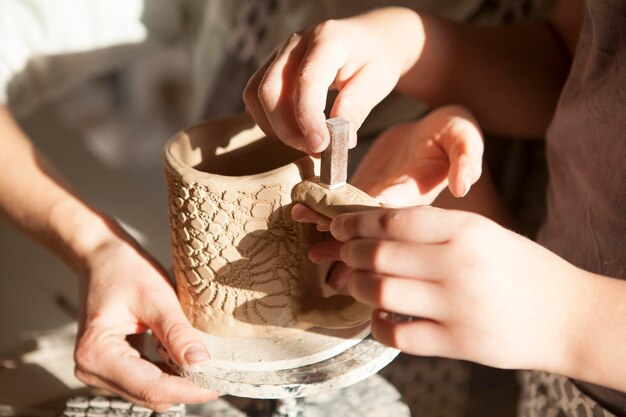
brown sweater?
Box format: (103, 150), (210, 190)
(536, 0), (626, 414)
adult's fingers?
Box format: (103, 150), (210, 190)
(347, 271), (444, 318)
(371, 311), (454, 358)
(257, 33), (309, 152)
(331, 206), (465, 243)
(340, 239), (449, 279)
(142, 301), (212, 372)
(74, 330), (218, 411)
(75, 365), (174, 412)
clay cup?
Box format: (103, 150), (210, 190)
(163, 114), (371, 338)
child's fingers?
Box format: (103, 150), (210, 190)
(243, 52), (279, 142)
(371, 312), (453, 358)
(291, 203), (331, 227)
(256, 33), (309, 152)
(340, 239), (449, 279)
(294, 31), (352, 153)
(329, 63), (398, 149)
(331, 206), (460, 243)
(448, 152), (483, 198)
(308, 239), (342, 264)
(436, 106), (484, 197)
(347, 271), (445, 319)
(327, 261), (352, 290)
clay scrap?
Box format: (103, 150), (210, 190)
(292, 177), (381, 219)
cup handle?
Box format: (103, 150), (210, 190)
(292, 178), (381, 329)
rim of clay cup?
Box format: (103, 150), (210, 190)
(163, 113), (314, 186)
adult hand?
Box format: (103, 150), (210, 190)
(243, 7), (424, 154)
(307, 206), (590, 374)
(73, 235), (219, 411)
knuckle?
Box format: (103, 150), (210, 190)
(73, 367), (92, 385)
(373, 277), (394, 308)
(372, 318), (405, 351)
(460, 215), (487, 241)
(242, 83), (256, 105)
(138, 384), (164, 410)
(388, 324), (409, 351)
(312, 19), (340, 38)
(378, 209), (402, 235)
(341, 240), (357, 266)
(332, 96), (360, 124)
(164, 321), (192, 346)
(293, 105), (318, 128)
(369, 241), (390, 271)
(297, 62), (317, 85)
(257, 83), (272, 105)
(74, 334), (97, 372)
(257, 81), (278, 107)
(346, 269), (360, 296)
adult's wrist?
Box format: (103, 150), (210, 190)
(47, 196), (126, 275)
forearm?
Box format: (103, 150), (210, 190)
(0, 106), (122, 273)
(395, 11), (572, 137)
(560, 270), (626, 392)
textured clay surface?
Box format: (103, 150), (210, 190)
(165, 166), (308, 337)
(292, 178), (381, 219)
(163, 115), (372, 339)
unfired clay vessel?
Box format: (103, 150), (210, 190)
(163, 114), (374, 338)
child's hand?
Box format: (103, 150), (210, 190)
(307, 206), (589, 374)
(291, 105), (482, 229)
(352, 105), (483, 206)
(243, 7), (424, 154)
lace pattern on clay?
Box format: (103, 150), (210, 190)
(165, 165), (303, 332)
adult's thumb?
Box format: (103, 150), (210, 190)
(147, 306), (211, 372)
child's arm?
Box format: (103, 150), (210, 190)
(244, 0), (582, 154)
(396, 2), (581, 138)
(305, 205), (626, 393)
(0, 107), (218, 409)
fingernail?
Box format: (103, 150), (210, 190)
(330, 218), (346, 241)
(183, 344), (211, 371)
(462, 175), (472, 197)
(378, 310), (391, 321)
(328, 265), (350, 290)
(309, 250), (323, 264)
(291, 204), (306, 221)
(390, 312), (414, 323)
(306, 134), (325, 153)
(328, 276), (342, 290)
(316, 224), (330, 232)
